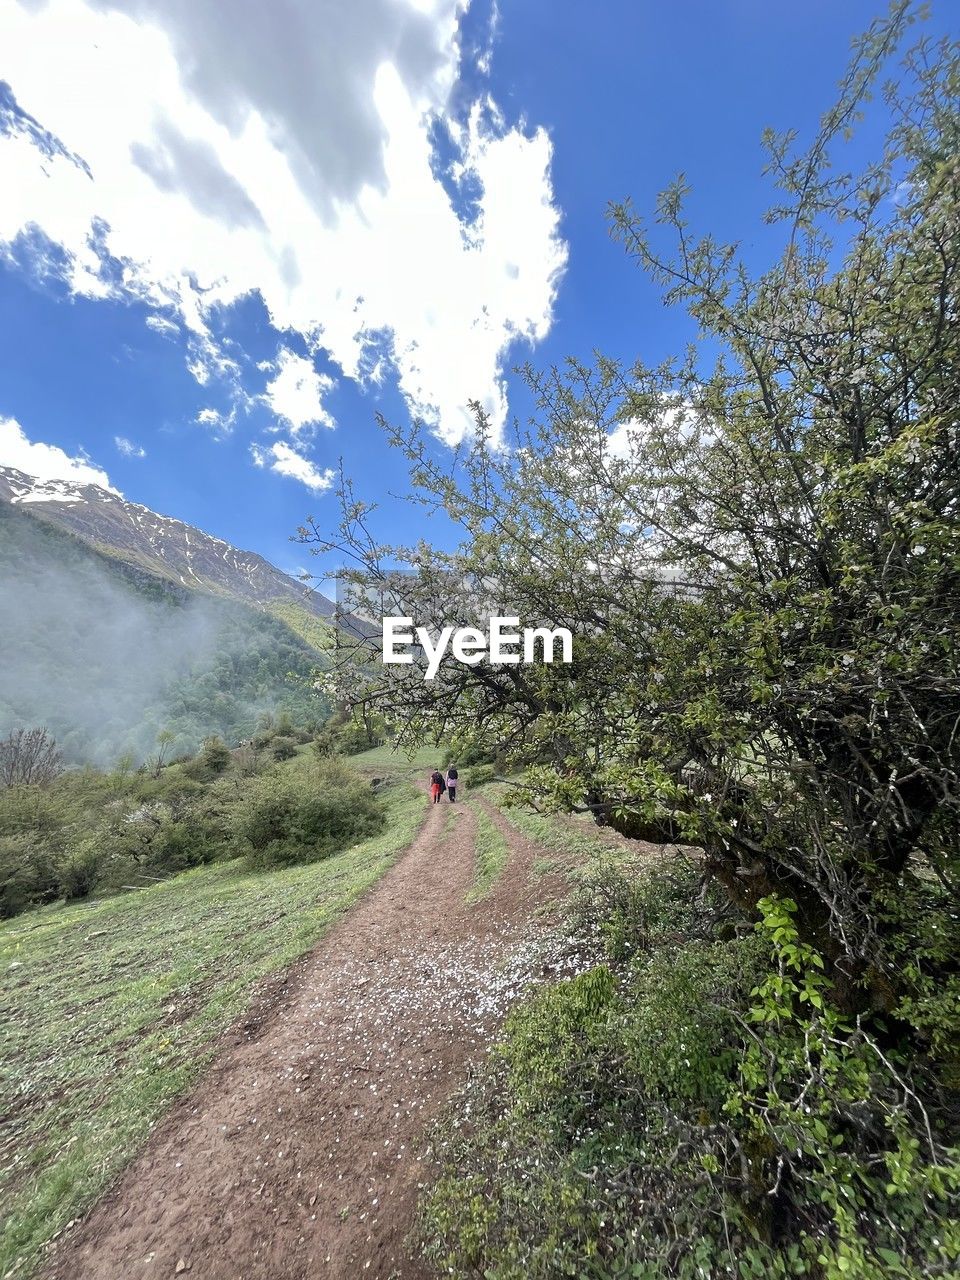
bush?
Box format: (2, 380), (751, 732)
(420, 862), (960, 1279)
(109, 789), (232, 877)
(0, 833), (62, 917)
(442, 738), (496, 769)
(311, 730), (337, 758)
(0, 748), (245, 915)
(231, 758), (385, 868)
(58, 840), (105, 901)
(199, 736), (231, 773)
(0, 733), (363, 915)
(335, 723), (382, 755)
(459, 763), (495, 789)
(182, 736), (232, 780)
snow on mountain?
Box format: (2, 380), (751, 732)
(1, 472), (93, 505)
(0, 465), (337, 622)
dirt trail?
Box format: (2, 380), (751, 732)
(43, 789), (564, 1280)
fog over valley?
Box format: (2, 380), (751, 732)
(0, 502), (328, 765)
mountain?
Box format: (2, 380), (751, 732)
(0, 465), (337, 626)
(0, 474), (338, 765)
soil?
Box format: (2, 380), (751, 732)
(42, 788), (569, 1280)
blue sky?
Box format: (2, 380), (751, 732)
(1, 1), (952, 588)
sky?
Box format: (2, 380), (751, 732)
(0, 0), (954, 589)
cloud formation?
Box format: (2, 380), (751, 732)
(251, 440), (336, 493)
(114, 435), (147, 458)
(195, 406), (235, 435)
(0, 416), (117, 490)
(0, 0), (567, 446)
(261, 349), (336, 434)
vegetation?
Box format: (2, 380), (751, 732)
(263, 597), (337, 653)
(308, 10), (960, 1276)
(0, 776), (424, 1279)
(0, 726), (377, 917)
(423, 852), (958, 1278)
(233, 755), (385, 868)
(0, 728), (64, 788)
(322, 704), (392, 755)
(465, 800), (509, 901)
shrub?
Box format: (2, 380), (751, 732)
(0, 833), (62, 917)
(459, 763), (496, 789)
(58, 839), (105, 901)
(182, 736), (231, 780)
(198, 735), (231, 773)
(335, 723), (382, 755)
(0, 748), (246, 914)
(420, 862), (960, 1279)
(109, 789), (232, 876)
(231, 758), (384, 868)
(442, 738), (496, 769)
(311, 730), (337, 758)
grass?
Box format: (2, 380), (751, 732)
(476, 783), (628, 872)
(465, 801), (510, 903)
(263, 598), (336, 655)
(0, 780), (425, 1279)
(349, 742), (444, 774)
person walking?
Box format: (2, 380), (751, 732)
(429, 769), (445, 803)
(446, 765), (458, 802)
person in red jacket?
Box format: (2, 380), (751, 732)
(429, 769), (445, 803)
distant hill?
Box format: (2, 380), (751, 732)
(0, 464), (337, 625)
(0, 481), (336, 766)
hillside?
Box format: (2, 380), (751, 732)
(0, 500), (331, 765)
(0, 465), (337, 624)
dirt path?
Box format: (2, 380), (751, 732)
(43, 790), (565, 1280)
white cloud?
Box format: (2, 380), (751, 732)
(250, 441), (335, 493)
(195, 406), (235, 435)
(0, 415), (118, 490)
(114, 434), (146, 458)
(606, 421), (639, 462)
(0, 0), (566, 447)
(606, 401), (703, 461)
(261, 349), (336, 434)
(144, 313), (179, 339)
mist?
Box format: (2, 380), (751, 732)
(0, 506), (323, 766)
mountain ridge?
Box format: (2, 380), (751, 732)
(0, 464), (337, 624)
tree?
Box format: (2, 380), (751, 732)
(197, 736), (231, 775)
(0, 727), (65, 788)
(152, 728), (175, 778)
(303, 6), (958, 1013)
